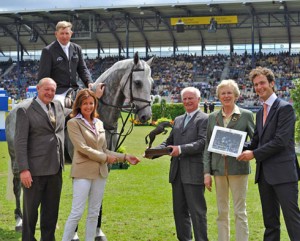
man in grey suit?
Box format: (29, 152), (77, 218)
(15, 77), (65, 241)
(149, 87), (209, 241)
(38, 21), (93, 95)
(238, 67), (300, 241)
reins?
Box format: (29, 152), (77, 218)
(99, 64), (151, 152)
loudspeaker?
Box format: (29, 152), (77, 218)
(176, 22), (185, 33)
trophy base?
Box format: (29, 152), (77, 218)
(144, 147), (172, 158)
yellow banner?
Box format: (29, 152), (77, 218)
(170, 16), (238, 25)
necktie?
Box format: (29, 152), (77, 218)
(184, 114), (191, 128)
(263, 103), (268, 126)
(47, 104), (56, 128)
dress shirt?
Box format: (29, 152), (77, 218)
(58, 41), (70, 59)
(262, 92), (277, 115)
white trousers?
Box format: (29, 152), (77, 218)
(62, 176), (106, 241)
(214, 175), (249, 241)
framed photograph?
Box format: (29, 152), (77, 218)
(207, 126), (247, 157)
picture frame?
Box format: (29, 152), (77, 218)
(207, 126), (247, 157)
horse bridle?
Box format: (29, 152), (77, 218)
(99, 65), (151, 114)
(126, 67), (152, 113)
(99, 65), (152, 151)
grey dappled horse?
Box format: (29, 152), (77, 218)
(90, 52), (153, 154)
(5, 52), (153, 241)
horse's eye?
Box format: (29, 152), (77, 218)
(134, 80), (143, 89)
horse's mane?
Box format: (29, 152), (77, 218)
(95, 59), (134, 85)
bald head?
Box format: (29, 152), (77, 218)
(37, 78), (57, 105)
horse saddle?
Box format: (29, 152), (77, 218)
(64, 88), (79, 109)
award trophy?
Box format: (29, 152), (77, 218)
(144, 121), (173, 158)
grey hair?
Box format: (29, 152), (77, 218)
(180, 87), (201, 98)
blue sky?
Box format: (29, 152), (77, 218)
(0, 0), (267, 13)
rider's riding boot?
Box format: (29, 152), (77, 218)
(14, 209), (22, 232)
(95, 228), (108, 241)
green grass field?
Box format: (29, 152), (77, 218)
(0, 124), (295, 241)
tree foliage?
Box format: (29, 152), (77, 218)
(291, 79), (300, 142)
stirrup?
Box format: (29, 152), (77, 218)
(15, 216), (22, 232)
(71, 232), (80, 241)
(95, 228), (108, 241)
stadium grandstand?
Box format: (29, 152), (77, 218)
(0, 0), (300, 108)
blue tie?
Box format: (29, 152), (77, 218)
(184, 114), (191, 128)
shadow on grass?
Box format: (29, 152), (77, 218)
(0, 227), (21, 241)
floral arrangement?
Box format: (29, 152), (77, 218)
(151, 118), (174, 126)
(129, 117), (151, 126)
(130, 117), (174, 127)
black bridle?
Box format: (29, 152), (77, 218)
(99, 65), (152, 151)
(126, 67), (152, 112)
(99, 66), (151, 113)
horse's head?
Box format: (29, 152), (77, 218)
(122, 52), (153, 123)
(93, 52), (154, 130)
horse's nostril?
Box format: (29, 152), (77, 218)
(139, 115), (149, 123)
(139, 115), (151, 123)
(139, 116), (146, 123)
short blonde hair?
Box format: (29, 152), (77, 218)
(56, 21), (72, 31)
(216, 79), (240, 99)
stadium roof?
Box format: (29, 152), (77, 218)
(0, 0), (299, 57)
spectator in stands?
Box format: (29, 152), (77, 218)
(38, 21), (94, 96)
(203, 79), (254, 241)
(2, 52), (300, 102)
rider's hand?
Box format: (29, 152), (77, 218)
(20, 170), (33, 189)
(95, 83), (105, 99)
(88, 83), (94, 90)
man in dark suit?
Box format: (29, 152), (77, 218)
(238, 67), (300, 241)
(203, 100), (208, 113)
(148, 87), (208, 241)
(208, 101), (215, 113)
(38, 21), (107, 241)
(15, 77), (65, 241)
(38, 21), (93, 95)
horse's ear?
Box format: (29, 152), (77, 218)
(146, 56), (154, 66)
(134, 52), (139, 65)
